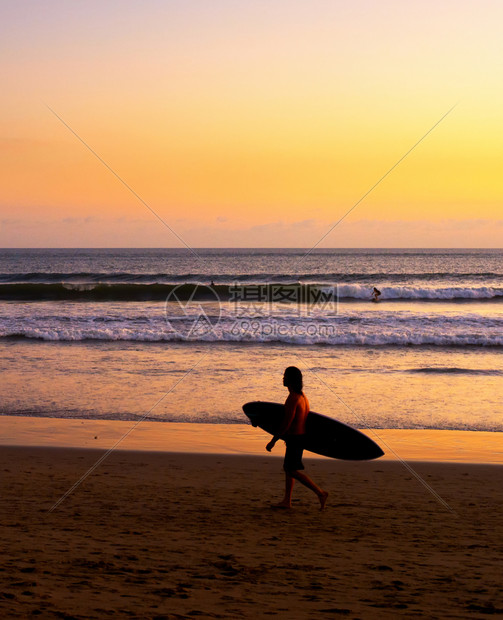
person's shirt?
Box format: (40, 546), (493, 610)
(278, 392), (310, 437)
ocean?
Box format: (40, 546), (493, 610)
(1, 248), (502, 431)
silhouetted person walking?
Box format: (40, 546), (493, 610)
(266, 366), (328, 510)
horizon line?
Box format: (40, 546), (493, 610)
(1, 247), (502, 251)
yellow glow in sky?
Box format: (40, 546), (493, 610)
(1, 0), (502, 247)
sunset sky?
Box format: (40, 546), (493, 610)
(1, 0), (502, 247)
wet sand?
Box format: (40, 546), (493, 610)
(1, 443), (502, 618)
(1, 415), (502, 463)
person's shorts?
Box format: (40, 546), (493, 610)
(283, 435), (306, 471)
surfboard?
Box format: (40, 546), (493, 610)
(242, 401), (384, 461)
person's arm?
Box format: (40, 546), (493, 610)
(266, 396), (296, 452)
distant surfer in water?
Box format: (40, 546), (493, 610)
(371, 287), (381, 302)
(266, 366), (328, 510)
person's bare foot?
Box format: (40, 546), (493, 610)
(271, 502), (291, 510)
(318, 491), (329, 511)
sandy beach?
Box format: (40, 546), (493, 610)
(1, 425), (502, 619)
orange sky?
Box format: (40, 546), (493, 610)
(1, 0), (502, 247)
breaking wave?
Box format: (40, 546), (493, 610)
(1, 281), (502, 302)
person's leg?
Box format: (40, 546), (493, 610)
(272, 473), (295, 509)
(290, 470), (328, 510)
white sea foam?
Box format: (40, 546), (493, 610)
(334, 284), (503, 300)
(2, 315), (503, 346)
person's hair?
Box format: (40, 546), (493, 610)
(284, 366), (303, 394)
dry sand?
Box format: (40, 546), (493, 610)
(1, 445), (502, 619)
